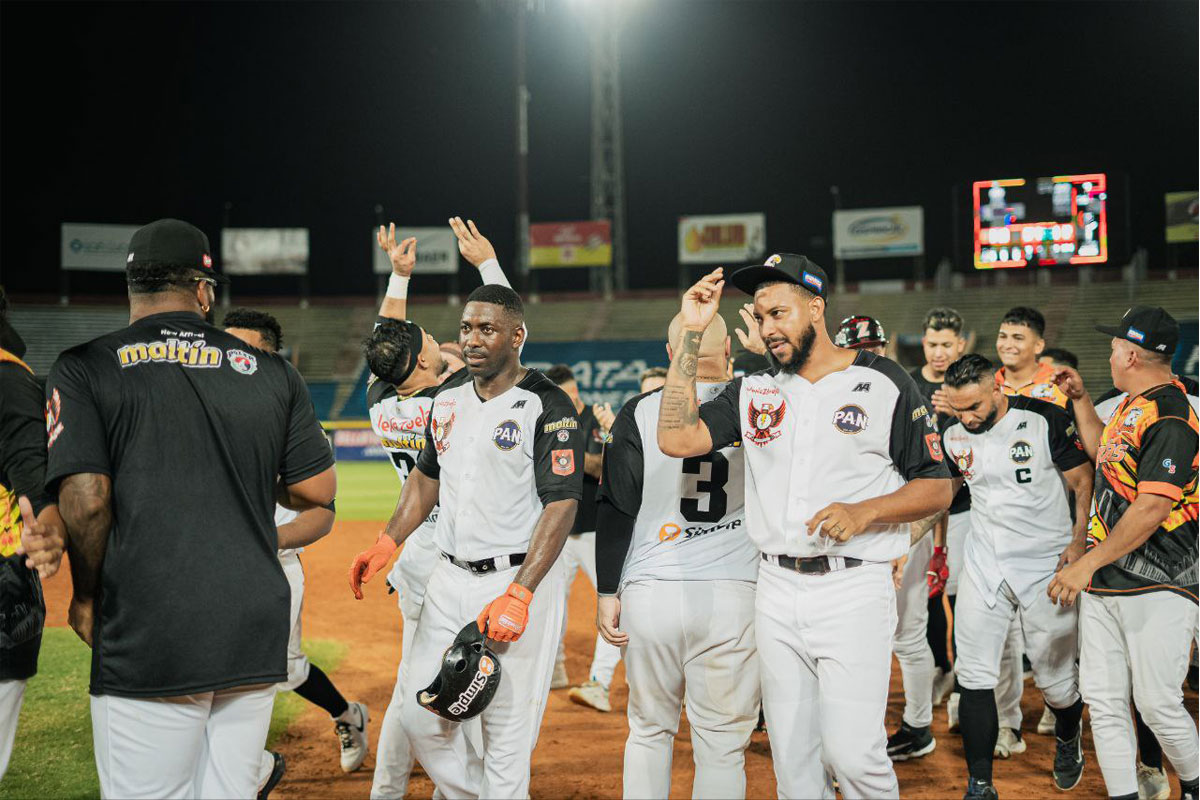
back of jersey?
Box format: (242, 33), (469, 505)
(600, 384), (758, 592)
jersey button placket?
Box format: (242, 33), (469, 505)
(788, 389), (815, 542)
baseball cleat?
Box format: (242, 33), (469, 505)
(1052, 730), (1084, 790)
(963, 776), (999, 800)
(932, 668), (956, 706)
(947, 692), (961, 732)
(551, 661), (570, 690)
(1037, 706), (1057, 736)
(994, 727), (1026, 758)
(568, 680), (611, 712)
(257, 751), (286, 800)
(1136, 762), (1169, 800)
(887, 722), (936, 761)
(335, 701), (370, 773)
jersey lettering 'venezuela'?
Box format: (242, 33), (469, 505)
(1087, 380), (1198, 602)
(697, 352), (949, 562)
(43, 311), (334, 698)
(415, 368), (584, 560)
(596, 382), (758, 594)
(942, 395), (1088, 602)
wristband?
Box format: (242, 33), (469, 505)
(386, 274), (410, 299)
(477, 258), (511, 289)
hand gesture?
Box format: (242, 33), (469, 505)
(597, 595), (627, 646)
(1047, 559), (1094, 607)
(806, 501), (877, 543)
(593, 403), (616, 434)
(734, 304), (766, 355)
(449, 217), (497, 268)
(16, 497), (65, 579)
(930, 388), (954, 418)
(377, 224), (417, 278)
(1051, 366), (1087, 401)
(680, 268), (724, 333)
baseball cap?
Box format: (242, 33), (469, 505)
(834, 315), (888, 349)
(126, 218), (227, 282)
(1094, 306), (1179, 355)
(729, 253), (829, 299)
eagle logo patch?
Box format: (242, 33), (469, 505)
(745, 398), (786, 446)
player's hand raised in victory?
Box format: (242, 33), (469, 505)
(377, 223), (417, 278)
(449, 217), (497, 268)
(679, 268), (724, 333)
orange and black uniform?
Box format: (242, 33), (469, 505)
(997, 362), (1072, 411)
(1088, 380), (1198, 602)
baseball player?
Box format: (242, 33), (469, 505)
(0, 290), (65, 780)
(835, 315), (940, 761)
(350, 283), (583, 799)
(596, 312), (760, 798)
(361, 218), (509, 799)
(44, 219), (336, 798)
(640, 367), (668, 393)
(221, 310), (364, 792)
(657, 256), (953, 799)
(543, 363), (623, 712)
(908, 307), (969, 723)
(1047, 307), (1198, 800)
(939, 353), (1093, 800)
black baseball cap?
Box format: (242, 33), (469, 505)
(835, 315), (888, 349)
(730, 253), (829, 299)
(126, 218), (227, 282)
(1095, 306), (1179, 355)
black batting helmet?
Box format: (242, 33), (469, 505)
(835, 315), (888, 350)
(417, 622), (502, 721)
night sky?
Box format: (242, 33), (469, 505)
(2, 0), (1196, 298)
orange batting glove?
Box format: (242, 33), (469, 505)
(477, 583), (533, 642)
(349, 533), (398, 600)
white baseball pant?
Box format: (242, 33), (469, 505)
(954, 572), (1079, 709)
(0, 679), (26, 779)
(277, 552), (311, 691)
(621, 579), (759, 799)
(1080, 591), (1200, 797)
(995, 616), (1025, 731)
(372, 535), (483, 800)
(91, 683), (276, 799)
(894, 534), (935, 728)
(944, 510), (969, 596)
(757, 560), (899, 800)
(400, 556), (566, 800)
(556, 532), (623, 688)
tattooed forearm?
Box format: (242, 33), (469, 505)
(658, 328), (703, 434)
(59, 473), (113, 601)
(675, 330), (702, 378)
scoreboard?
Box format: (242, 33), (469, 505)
(973, 173), (1107, 269)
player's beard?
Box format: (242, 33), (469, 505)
(766, 323), (817, 375)
(965, 405), (1000, 434)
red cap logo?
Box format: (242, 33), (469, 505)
(202, 254), (213, 269)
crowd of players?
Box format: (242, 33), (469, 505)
(0, 215), (1195, 800)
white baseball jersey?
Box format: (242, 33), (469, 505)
(697, 352), (949, 562)
(415, 368), (584, 560)
(942, 394), (1089, 604)
(367, 376), (441, 540)
(597, 382), (758, 592)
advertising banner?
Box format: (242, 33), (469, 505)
(372, 226), (460, 275)
(60, 223), (140, 271)
(522, 339), (666, 407)
(529, 221), (612, 268)
(222, 228), (309, 275)
(1165, 192), (1198, 244)
(833, 206), (924, 260)
(678, 213), (767, 264)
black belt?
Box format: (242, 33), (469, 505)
(442, 551), (526, 575)
(761, 553), (863, 575)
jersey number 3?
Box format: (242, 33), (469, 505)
(680, 453), (730, 523)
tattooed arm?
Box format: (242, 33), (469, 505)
(59, 472), (113, 647)
(658, 269), (725, 457)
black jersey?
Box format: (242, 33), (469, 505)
(573, 404), (604, 535)
(910, 366), (971, 515)
(44, 311), (334, 697)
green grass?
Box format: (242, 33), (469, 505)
(0, 630), (347, 799)
(333, 460), (403, 521)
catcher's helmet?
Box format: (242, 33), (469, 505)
(417, 622), (502, 721)
(834, 315), (888, 350)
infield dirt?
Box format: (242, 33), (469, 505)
(44, 519), (1192, 798)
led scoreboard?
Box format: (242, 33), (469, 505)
(973, 173), (1108, 269)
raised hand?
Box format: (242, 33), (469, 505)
(680, 268), (724, 334)
(1051, 366), (1087, 401)
(377, 224), (417, 278)
(593, 402), (616, 434)
(734, 303), (766, 355)
(449, 217), (497, 268)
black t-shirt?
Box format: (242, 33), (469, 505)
(573, 405), (604, 534)
(909, 366), (971, 515)
(44, 311), (334, 698)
